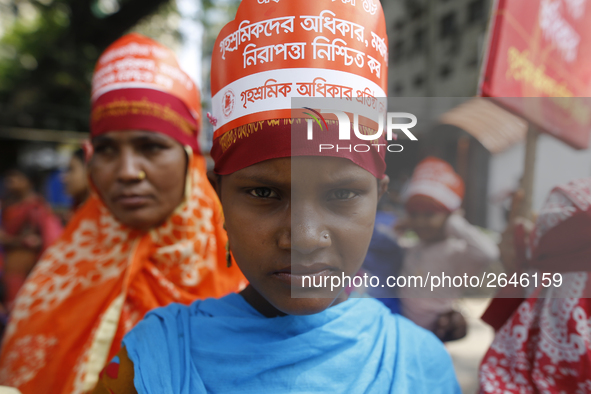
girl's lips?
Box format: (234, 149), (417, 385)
(271, 264), (336, 284)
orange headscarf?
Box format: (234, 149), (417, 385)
(0, 34), (246, 394)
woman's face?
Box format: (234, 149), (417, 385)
(64, 156), (88, 199)
(90, 130), (187, 231)
(220, 156), (388, 316)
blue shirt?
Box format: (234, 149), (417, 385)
(123, 294), (460, 393)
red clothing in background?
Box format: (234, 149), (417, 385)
(1, 196), (63, 305)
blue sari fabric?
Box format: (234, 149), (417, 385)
(123, 294), (460, 394)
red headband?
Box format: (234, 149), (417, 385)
(210, 0), (388, 176)
(212, 117), (387, 178)
(404, 157), (465, 211)
(91, 88), (200, 151)
(91, 33), (201, 150)
(405, 195), (452, 214)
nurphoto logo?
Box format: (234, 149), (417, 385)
(302, 106), (418, 153)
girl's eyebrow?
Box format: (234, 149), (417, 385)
(233, 173), (291, 189)
(320, 176), (368, 188)
(130, 134), (170, 144)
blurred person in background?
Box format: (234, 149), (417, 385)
(63, 148), (90, 213)
(479, 179), (591, 393)
(0, 169), (63, 308)
(0, 34), (246, 394)
(396, 157), (499, 341)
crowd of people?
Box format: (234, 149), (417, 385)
(0, 0), (588, 393)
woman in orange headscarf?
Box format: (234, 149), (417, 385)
(0, 34), (246, 394)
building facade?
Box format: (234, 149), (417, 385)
(382, 0), (490, 97)
(380, 0), (492, 226)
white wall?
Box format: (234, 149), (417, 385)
(487, 134), (591, 232)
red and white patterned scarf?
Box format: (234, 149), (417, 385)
(480, 178), (591, 394)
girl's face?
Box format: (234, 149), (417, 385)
(90, 130), (187, 231)
(220, 156), (388, 316)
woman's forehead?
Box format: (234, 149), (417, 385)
(92, 130), (175, 143)
(230, 157), (375, 186)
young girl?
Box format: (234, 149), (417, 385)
(93, 1), (460, 392)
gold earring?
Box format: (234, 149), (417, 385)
(226, 240), (232, 268)
(223, 222), (232, 267)
(137, 170), (146, 180)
